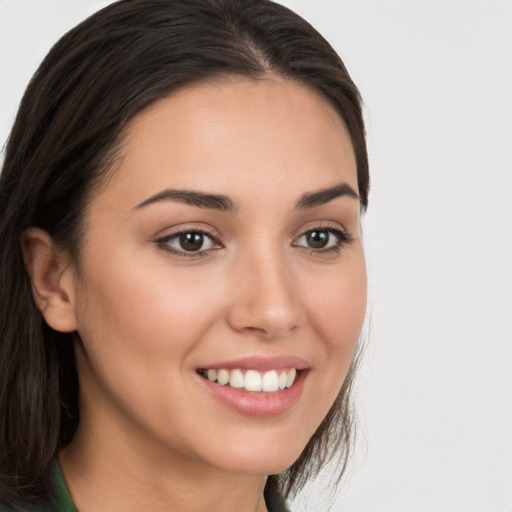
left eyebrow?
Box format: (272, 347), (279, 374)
(295, 182), (359, 209)
(133, 189), (237, 212)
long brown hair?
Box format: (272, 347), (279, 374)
(0, 0), (369, 505)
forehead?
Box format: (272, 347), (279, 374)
(97, 77), (357, 209)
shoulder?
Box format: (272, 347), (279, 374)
(0, 498), (73, 512)
(0, 465), (76, 512)
(0, 500), (54, 511)
(0, 496), (75, 512)
(264, 475), (291, 512)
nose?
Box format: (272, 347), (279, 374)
(226, 249), (303, 340)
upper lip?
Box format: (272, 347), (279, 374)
(197, 355), (310, 372)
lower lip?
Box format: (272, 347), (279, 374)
(198, 371), (308, 417)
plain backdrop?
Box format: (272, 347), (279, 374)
(1, 1), (511, 511)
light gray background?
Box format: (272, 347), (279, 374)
(1, 1), (511, 511)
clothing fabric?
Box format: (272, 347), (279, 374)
(0, 466), (75, 512)
(1, 465), (290, 512)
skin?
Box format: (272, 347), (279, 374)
(24, 77), (367, 512)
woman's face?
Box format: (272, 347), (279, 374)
(67, 77), (366, 476)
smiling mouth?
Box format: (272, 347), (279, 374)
(197, 368), (298, 393)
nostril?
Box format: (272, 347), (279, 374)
(225, 266), (303, 338)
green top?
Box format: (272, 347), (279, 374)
(1, 465), (289, 512)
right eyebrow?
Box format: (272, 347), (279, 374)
(295, 182), (360, 209)
(133, 188), (237, 212)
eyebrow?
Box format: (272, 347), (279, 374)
(295, 182), (359, 209)
(134, 189), (237, 212)
(134, 182), (359, 212)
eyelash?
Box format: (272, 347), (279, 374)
(156, 228), (221, 257)
(292, 223), (354, 255)
(156, 224), (353, 258)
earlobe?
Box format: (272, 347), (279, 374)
(21, 227), (78, 333)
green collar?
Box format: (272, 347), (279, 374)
(0, 466), (75, 512)
(49, 465), (77, 512)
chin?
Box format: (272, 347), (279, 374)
(199, 426), (312, 477)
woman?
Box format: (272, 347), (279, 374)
(0, 0), (369, 510)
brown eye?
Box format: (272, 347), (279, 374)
(158, 230), (218, 254)
(294, 227), (351, 252)
(179, 232), (205, 251)
(305, 230), (330, 249)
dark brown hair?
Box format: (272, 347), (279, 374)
(0, 0), (369, 506)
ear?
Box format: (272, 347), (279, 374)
(21, 227), (78, 333)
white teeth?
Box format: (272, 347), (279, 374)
(244, 370), (262, 391)
(286, 368), (297, 388)
(278, 370), (287, 390)
(262, 370), (279, 392)
(217, 369), (229, 385)
(229, 369), (244, 388)
(202, 367), (299, 392)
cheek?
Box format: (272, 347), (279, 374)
(309, 257), (366, 340)
(72, 255), (225, 432)
(302, 252), (367, 381)
(74, 249), (221, 354)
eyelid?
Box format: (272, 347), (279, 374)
(295, 220), (350, 239)
(155, 225), (223, 257)
(292, 221), (354, 253)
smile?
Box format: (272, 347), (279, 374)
(198, 368), (297, 393)
(196, 355), (309, 417)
